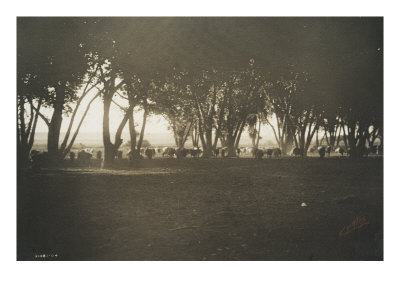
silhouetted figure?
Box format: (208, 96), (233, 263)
(326, 146), (332, 157)
(292, 148), (302, 157)
(190, 149), (197, 158)
(221, 148), (226, 158)
(163, 147), (176, 158)
(318, 146), (326, 158)
(273, 148), (282, 158)
(179, 148), (189, 158)
(378, 144), (383, 155)
(30, 150), (48, 171)
(190, 147), (202, 158)
(78, 150), (92, 167)
(251, 147), (257, 158)
(128, 150), (144, 160)
(69, 151), (75, 161)
(335, 147), (344, 156)
(145, 148), (154, 159)
(254, 149), (264, 159)
(96, 151), (102, 160)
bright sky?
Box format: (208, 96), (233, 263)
(35, 87), (171, 134)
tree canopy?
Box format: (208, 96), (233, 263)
(17, 17), (383, 164)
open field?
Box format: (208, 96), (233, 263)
(17, 156), (383, 260)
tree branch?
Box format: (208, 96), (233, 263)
(28, 99), (43, 149)
(62, 89), (102, 157)
(116, 91), (130, 100)
(266, 117), (280, 147)
(32, 103), (50, 127)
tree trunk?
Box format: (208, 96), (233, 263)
(305, 122), (317, 155)
(199, 125), (213, 158)
(227, 135), (236, 157)
(47, 83), (65, 162)
(204, 129), (213, 156)
(283, 123), (294, 155)
(101, 78), (125, 168)
(114, 114), (129, 150)
(18, 97), (29, 168)
(355, 126), (368, 158)
(266, 117), (280, 150)
(27, 99), (41, 151)
(252, 136), (256, 148)
(192, 122), (199, 148)
(102, 92), (114, 168)
(235, 126), (245, 150)
(347, 123), (359, 158)
(220, 136), (227, 148)
(342, 123), (348, 150)
(202, 146), (213, 158)
(197, 117), (207, 151)
(128, 108), (137, 153)
(299, 126), (306, 157)
(255, 117), (261, 148)
(136, 108), (148, 151)
(18, 98), (44, 168)
(336, 125), (342, 147)
(62, 91), (101, 158)
(212, 127), (220, 150)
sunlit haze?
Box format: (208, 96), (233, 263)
(34, 87), (277, 147)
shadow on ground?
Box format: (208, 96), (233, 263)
(17, 157), (383, 260)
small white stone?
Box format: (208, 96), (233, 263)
(301, 202), (307, 207)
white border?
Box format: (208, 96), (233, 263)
(2, 1), (399, 299)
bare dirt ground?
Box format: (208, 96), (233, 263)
(17, 156), (383, 261)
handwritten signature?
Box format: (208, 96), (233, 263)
(339, 216), (369, 237)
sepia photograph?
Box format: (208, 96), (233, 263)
(16, 16), (384, 261)
(5, 0), (400, 297)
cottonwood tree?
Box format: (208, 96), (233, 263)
(18, 17), (382, 164)
(217, 60), (265, 157)
(341, 77), (382, 157)
(17, 18), (92, 162)
(286, 73), (324, 156)
(120, 73), (157, 158)
(17, 73), (49, 167)
(322, 18), (383, 157)
(263, 71), (322, 156)
(262, 77), (295, 155)
(59, 72), (103, 159)
(88, 18), (194, 166)
(87, 21), (130, 167)
(338, 44), (382, 157)
(247, 112), (264, 149)
(155, 71), (195, 151)
(97, 63), (127, 167)
(187, 70), (222, 157)
(318, 99), (346, 150)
